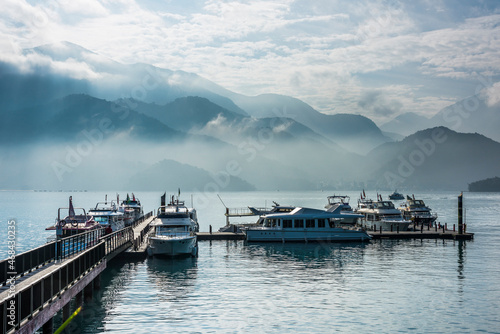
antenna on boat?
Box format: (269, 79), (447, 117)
(217, 194), (227, 208)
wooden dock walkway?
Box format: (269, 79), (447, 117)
(0, 213), (154, 334)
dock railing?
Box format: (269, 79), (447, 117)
(0, 241), (106, 333)
(56, 228), (106, 261)
(0, 242), (56, 287)
(0, 228), (105, 287)
(225, 207), (265, 217)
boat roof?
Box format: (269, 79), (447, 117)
(262, 207), (342, 219)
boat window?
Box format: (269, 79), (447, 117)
(283, 219), (292, 228)
(294, 219), (304, 228)
(306, 219), (315, 228)
(328, 219), (335, 228)
(317, 219), (325, 228)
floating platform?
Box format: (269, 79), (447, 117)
(196, 232), (246, 240)
(194, 230), (474, 241)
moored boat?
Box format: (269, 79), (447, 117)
(46, 196), (102, 239)
(324, 195), (361, 225)
(243, 206), (371, 242)
(119, 193), (144, 226)
(88, 197), (126, 232)
(399, 195), (437, 227)
(356, 194), (411, 231)
(147, 193), (199, 257)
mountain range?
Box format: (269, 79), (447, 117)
(0, 41), (499, 191)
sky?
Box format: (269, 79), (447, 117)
(1, 0), (500, 123)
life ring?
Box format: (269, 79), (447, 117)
(60, 220), (67, 227)
(71, 220), (78, 227)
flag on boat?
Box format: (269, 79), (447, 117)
(363, 189), (366, 198)
(68, 196), (75, 217)
(178, 188), (181, 197)
(132, 193), (135, 201)
(161, 192), (166, 207)
(126, 193), (130, 203)
(407, 195), (412, 200)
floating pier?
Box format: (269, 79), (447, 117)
(195, 228), (473, 241)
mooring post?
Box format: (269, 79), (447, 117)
(94, 273), (101, 290)
(63, 303), (70, 321)
(209, 225), (212, 234)
(75, 291), (83, 307)
(458, 192), (463, 234)
(379, 226), (382, 234)
(84, 283), (93, 302)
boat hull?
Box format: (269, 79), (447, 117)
(244, 228), (371, 242)
(147, 235), (197, 257)
(361, 220), (411, 231)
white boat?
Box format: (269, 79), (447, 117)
(398, 195), (437, 226)
(46, 196), (102, 239)
(324, 195), (361, 225)
(147, 194), (199, 257)
(356, 194), (411, 231)
(88, 198), (126, 232)
(243, 206), (372, 242)
(119, 193), (144, 226)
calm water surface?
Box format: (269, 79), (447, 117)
(1, 190), (499, 333)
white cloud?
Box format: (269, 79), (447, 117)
(1, 0), (500, 121)
(483, 81), (500, 107)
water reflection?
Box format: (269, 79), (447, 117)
(243, 242), (367, 277)
(146, 257), (198, 302)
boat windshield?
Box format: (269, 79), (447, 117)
(94, 216), (110, 223)
(158, 212), (189, 219)
(375, 201), (395, 209)
(157, 225), (189, 234)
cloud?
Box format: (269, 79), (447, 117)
(358, 90), (403, 117)
(483, 81), (500, 107)
(1, 0), (500, 121)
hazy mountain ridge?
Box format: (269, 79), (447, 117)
(381, 96), (500, 142)
(367, 127), (500, 190)
(380, 112), (433, 137)
(227, 93), (390, 154)
(1, 42), (498, 191)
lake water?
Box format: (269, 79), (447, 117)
(1, 190), (499, 333)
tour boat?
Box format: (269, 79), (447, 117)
(119, 193), (144, 226)
(398, 195), (437, 226)
(147, 194), (199, 257)
(324, 195), (361, 225)
(46, 196), (102, 239)
(243, 206), (371, 242)
(88, 198), (126, 232)
(356, 194), (411, 231)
